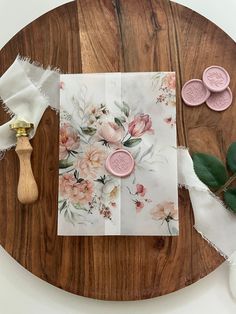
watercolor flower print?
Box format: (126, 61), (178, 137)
(58, 101), (155, 226)
(151, 201), (178, 235)
(154, 72), (176, 128)
(154, 72), (176, 106)
(58, 73), (178, 235)
(127, 183), (152, 213)
(58, 116), (121, 226)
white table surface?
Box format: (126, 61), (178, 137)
(0, 0), (236, 313)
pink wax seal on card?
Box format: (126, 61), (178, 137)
(105, 149), (135, 177)
(181, 79), (210, 106)
(203, 66), (230, 92)
(206, 87), (233, 111)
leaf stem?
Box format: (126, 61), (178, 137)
(121, 132), (130, 143)
(166, 221), (172, 235)
(215, 173), (236, 196)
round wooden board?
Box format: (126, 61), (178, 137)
(0, 0), (235, 301)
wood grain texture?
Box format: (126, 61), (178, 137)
(0, 0), (235, 300)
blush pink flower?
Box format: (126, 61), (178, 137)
(102, 180), (119, 202)
(98, 122), (124, 144)
(59, 81), (65, 89)
(59, 173), (77, 198)
(76, 146), (106, 178)
(164, 117), (176, 127)
(86, 104), (108, 126)
(136, 184), (146, 197)
(151, 201), (178, 221)
(69, 179), (93, 205)
(128, 114), (153, 137)
(99, 205), (112, 220)
(59, 123), (80, 160)
(135, 200), (144, 213)
(59, 173), (93, 205)
(163, 73), (176, 90)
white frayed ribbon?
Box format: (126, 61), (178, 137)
(0, 57), (236, 297)
(178, 147), (236, 298)
(0, 55), (60, 158)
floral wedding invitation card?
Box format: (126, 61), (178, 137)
(58, 72), (178, 236)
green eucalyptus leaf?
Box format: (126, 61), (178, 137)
(119, 116), (126, 123)
(114, 101), (122, 110)
(192, 153), (228, 189)
(224, 188), (236, 213)
(81, 127), (97, 136)
(122, 101), (130, 117)
(123, 138), (142, 147)
(114, 117), (124, 128)
(59, 200), (67, 213)
(59, 160), (73, 169)
(227, 142), (236, 173)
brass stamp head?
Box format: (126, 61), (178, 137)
(10, 120), (34, 137)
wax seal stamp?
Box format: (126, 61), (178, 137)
(203, 66), (230, 92)
(105, 149), (135, 177)
(181, 79), (210, 106)
(206, 87), (233, 111)
(10, 120), (38, 204)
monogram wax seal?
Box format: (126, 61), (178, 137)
(181, 79), (210, 106)
(206, 87), (233, 111)
(203, 66), (230, 92)
(105, 149), (135, 177)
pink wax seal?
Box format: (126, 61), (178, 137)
(206, 87), (233, 111)
(181, 79), (211, 106)
(203, 66), (230, 92)
(105, 149), (135, 177)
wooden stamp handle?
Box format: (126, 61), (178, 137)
(15, 136), (38, 204)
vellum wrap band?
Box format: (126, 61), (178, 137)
(0, 57), (235, 297)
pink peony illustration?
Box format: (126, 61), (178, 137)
(76, 146), (106, 178)
(151, 201), (178, 221)
(98, 122), (124, 144)
(69, 179), (93, 205)
(59, 173), (77, 198)
(59, 173), (93, 205)
(128, 114), (153, 137)
(59, 123), (80, 160)
(163, 73), (176, 90)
